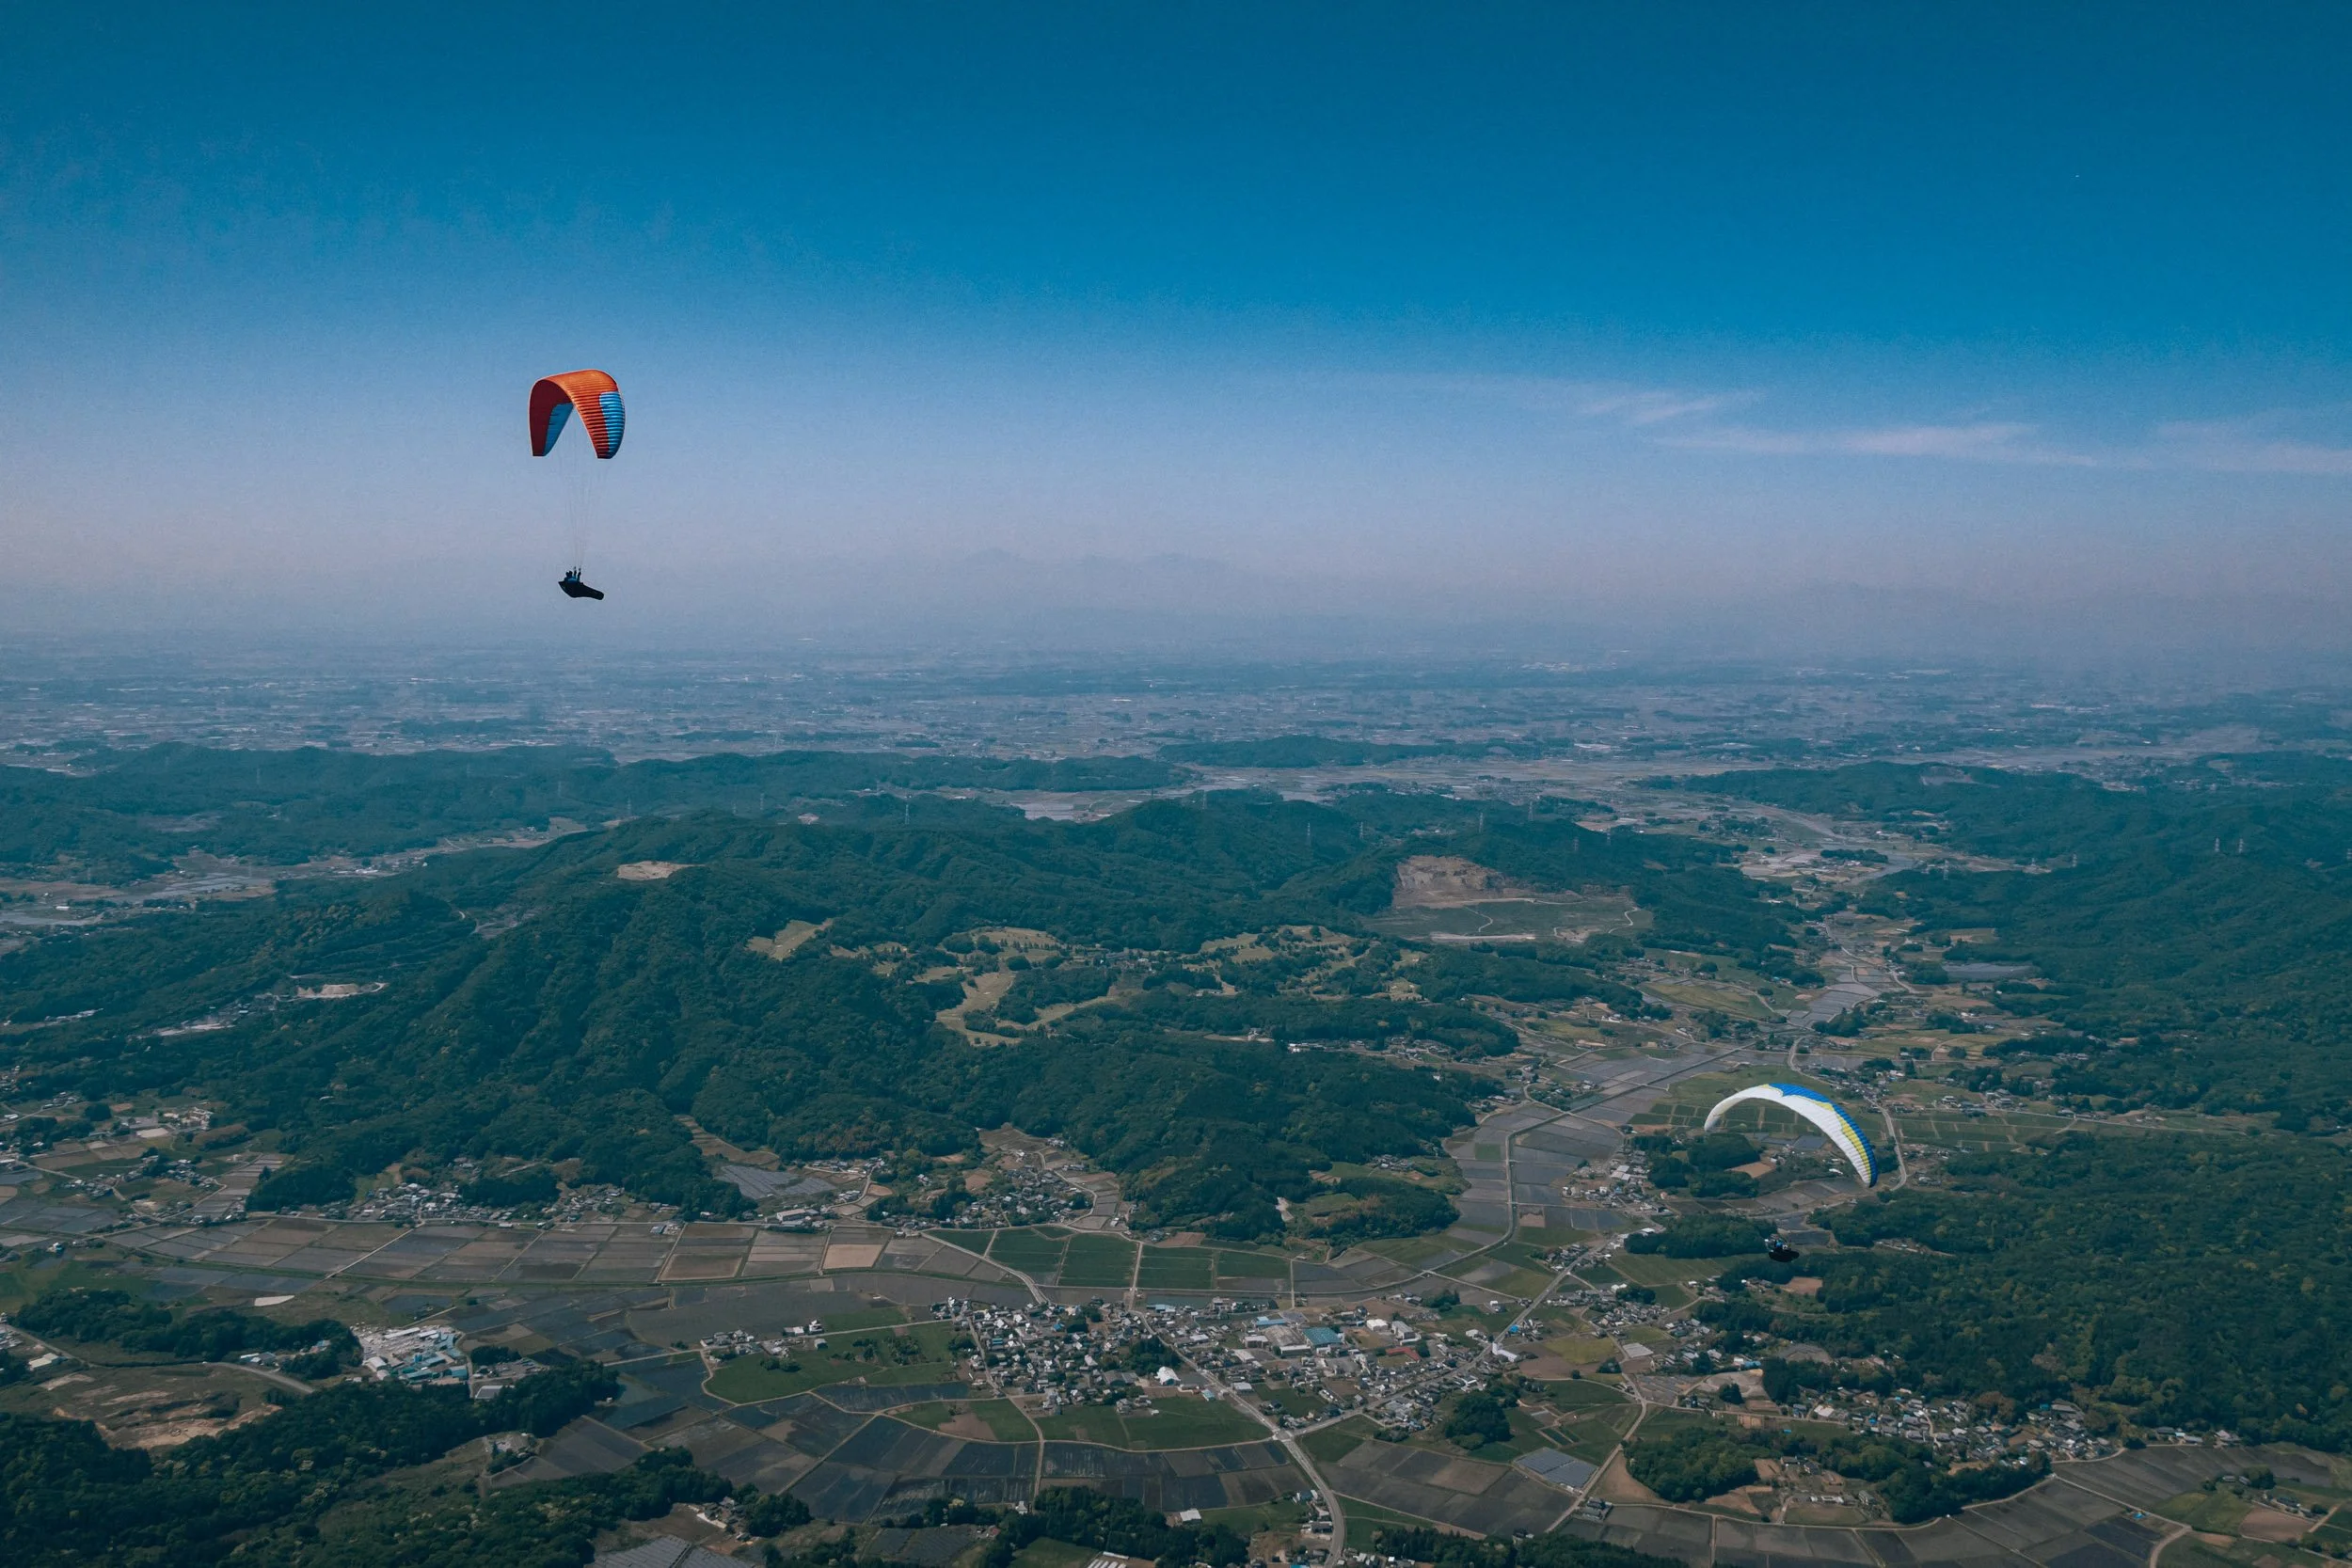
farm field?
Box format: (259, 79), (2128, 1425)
(1057, 1234), (1139, 1289)
(1031, 1397), (1268, 1449)
(704, 1319), (960, 1402)
(1136, 1246), (1216, 1290)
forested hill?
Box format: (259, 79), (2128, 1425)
(1682, 756), (2352, 1124)
(1, 784), (1797, 1240)
(0, 743), (1176, 879)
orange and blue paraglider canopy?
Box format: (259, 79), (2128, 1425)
(529, 370), (625, 458)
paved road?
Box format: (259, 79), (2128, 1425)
(1189, 1355), (1350, 1557)
(205, 1359), (313, 1395)
(925, 1233), (1047, 1306)
(2, 1319), (316, 1397)
(1875, 1101), (1911, 1188)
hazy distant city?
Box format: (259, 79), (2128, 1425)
(9, 641), (2338, 769)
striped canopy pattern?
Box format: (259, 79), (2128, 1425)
(529, 369), (626, 458)
(1703, 1082), (1877, 1186)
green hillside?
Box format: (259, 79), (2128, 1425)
(1, 764), (1791, 1238)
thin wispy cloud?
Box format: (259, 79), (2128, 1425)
(1661, 420), (2089, 464)
(1567, 386), (1742, 425)
(1327, 370), (2352, 481)
(2153, 417), (2352, 476)
(1655, 408), (2352, 477)
(1362, 374), (2091, 464)
(1332, 372), (1747, 426)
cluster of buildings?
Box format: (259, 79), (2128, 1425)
(358, 1323), (556, 1399)
(959, 1296), (1436, 1414)
(344, 1178), (632, 1227)
(230, 1338), (341, 1373)
(2013, 1402), (2124, 1462)
(966, 1301), (1137, 1404)
(1558, 1281), (1661, 1326)
(700, 1322), (829, 1360)
(1560, 1162), (1668, 1217)
(955, 1288), (1505, 1438)
(357, 1324), (468, 1386)
(469, 1358), (554, 1401)
(1045, 1300), (1513, 1433)
(946, 1161), (1095, 1229)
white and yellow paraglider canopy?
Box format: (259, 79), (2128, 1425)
(1703, 1083), (1877, 1186)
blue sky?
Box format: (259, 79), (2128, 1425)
(5, 3), (2349, 641)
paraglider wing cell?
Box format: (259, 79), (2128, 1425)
(529, 369), (625, 458)
(1703, 1084), (1876, 1186)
